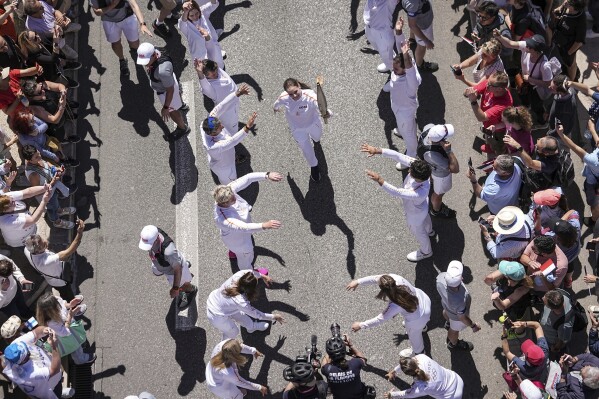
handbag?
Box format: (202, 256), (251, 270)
(42, 320), (87, 357)
(515, 73), (530, 96)
(24, 250), (73, 284)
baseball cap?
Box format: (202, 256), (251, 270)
(521, 339), (545, 366)
(4, 341), (28, 364)
(445, 260), (463, 287)
(136, 43), (155, 66)
(426, 124), (455, 144)
(139, 225), (159, 250)
(533, 189), (561, 206)
(525, 34), (546, 52)
(547, 217), (576, 236)
(520, 379), (543, 399)
(1, 315), (21, 339)
(499, 260), (526, 281)
(0, 68), (9, 80)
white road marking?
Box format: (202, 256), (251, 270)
(175, 80), (200, 331)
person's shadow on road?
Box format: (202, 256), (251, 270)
(165, 300), (207, 395)
(287, 143), (357, 278)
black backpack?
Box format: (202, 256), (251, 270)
(553, 148), (575, 188)
(153, 228), (174, 267)
(416, 128), (447, 163)
(552, 289), (588, 332)
(149, 50), (174, 84)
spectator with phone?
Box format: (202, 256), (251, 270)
(504, 134), (561, 192)
(520, 235), (568, 293)
(543, 215), (581, 288)
(499, 106), (534, 155)
(0, 184), (51, 247)
(556, 352), (599, 398)
(467, 155), (523, 215)
(500, 320), (549, 386)
(452, 38), (504, 86)
(24, 218), (85, 301)
(0, 255), (34, 326)
(480, 206), (534, 260)
(485, 261), (534, 324)
(547, 75), (580, 138)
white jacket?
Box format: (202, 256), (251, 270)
(390, 33), (421, 113)
(273, 89), (322, 131)
(205, 339), (262, 391)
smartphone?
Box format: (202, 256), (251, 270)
(587, 241), (596, 251)
(22, 282), (34, 291)
(478, 216), (491, 228)
(480, 126), (493, 136)
(450, 65), (463, 76)
(555, 117), (562, 127)
(468, 157), (474, 173)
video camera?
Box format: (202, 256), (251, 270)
(283, 334), (322, 383)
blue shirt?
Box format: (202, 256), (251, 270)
(583, 148), (599, 185)
(480, 163), (522, 215)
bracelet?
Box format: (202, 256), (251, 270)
(470, 101), (478, 105)
(266, 171), (271, 178)
(244, 125), (251, 131)
(140, 21), (146, 26)
(515, 146), (523, 152)
(470, 180), (477, 184)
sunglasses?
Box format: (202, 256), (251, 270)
(477, 13), (491, 21)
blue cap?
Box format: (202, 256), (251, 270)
(4, 342), (28, 364)
(499, 261), (526, 281)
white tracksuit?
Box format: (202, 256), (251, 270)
(206, 339), (262, 398)
(357, 274), (431, 354)
(390, 33), (421, 158)
(198, 68), (238, 134)
(364, 0), (399, 70)
(206, 270), (274, 339)
(178, 0), (225, 69)
(201, 92), (248, 184)
(273, 89), (326, 168)
(214, 173), (270, 268)
(380, 149), (432, 255)
(390, 354), (464, 398)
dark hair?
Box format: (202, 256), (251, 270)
(552, 74), (569, 94)
(544, 290), (564, 309)
(22, 144), (37, 161)
(201, 59), (218, 73)
(534, 235), (556, 254)
(223, 272), (259, 301)
(12, 110), (34, 136)
(409, 159), (432, 181)
(202, 116), (222, 134)
(376, 275), (419, 312)
(567, 0), (587, 11)
(23, 0), (41, 16)
(0, 259), (14, 277)
(541, 136), (558, 153)
(393, 53), (406, 69)
(283, 78), (311, 91)
(187, 0), (201, 13)
(477, 0), (499, 16)
(20, 78), (39, 98)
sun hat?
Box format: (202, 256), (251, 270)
(493, 206), (526, 235)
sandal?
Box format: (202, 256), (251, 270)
(53, 219), (75, 229)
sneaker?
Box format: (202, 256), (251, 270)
(64, 22), (81, 33)
(65, 76), (79, 89)
(310, 166), (321, 182)
(57, 207), (76, 216)
(62, 158), (80, 167)
(73, 303), (87, 317)
(152, 20), (171, 38)
(119, 58), (130, 77)
(228, 250), (237, 259)
(53, 219), (75, 229)
(430, 204), (456, 218)
(179, 103), (190, 112)
(177, 291), (191, 310)
(81, 354), (97, 365)
(407, 250), (433, 262)
(171, 125), (191, 140)
(589, 305), (599, 316)
(480, 144), (494, 154)
(221, 50), (227, 60)
(255, 267), (269, 275)
(62, 387), (75, 398)
(61, 44), (78, 60)
(67, 99), (79, 109)
(396, 162), (409, 171)
(246, 321), (269, 333)
(392, 128), (402, 138)
(428, 230), (436, 237)
(418, 61), (439, 73)
(447, 339), (474, 351)
(377, 62), (390, 73)
(382, 81), (391, 92)
(63, 61), (81, 71)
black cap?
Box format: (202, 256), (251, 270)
(525, 34), (546, 51)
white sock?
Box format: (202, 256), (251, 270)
(155, 19), (164, 26)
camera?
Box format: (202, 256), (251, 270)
(330, 322), (341, 338)
(283, 335), (321, 383)
(499, 314), (513, 330)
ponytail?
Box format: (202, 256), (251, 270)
(283, 78), (311, 90)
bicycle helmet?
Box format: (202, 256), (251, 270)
(325, 336), (346, 361)
(283, 361), (314, 383)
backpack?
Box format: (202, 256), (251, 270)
(526, 0), (547, 35)
(553, 148), (575, 188)
(152, 228), (174, 267)
(149, 50), (174, 84)
(416, 127), (448, 163)
(552, 289), (588, 332)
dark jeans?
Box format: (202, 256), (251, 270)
(0, 283), (33, 326)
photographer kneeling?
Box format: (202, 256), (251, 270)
(283, 360), (327, 399)
(321, 331), (372, 399)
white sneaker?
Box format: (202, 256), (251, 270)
(396, 162), (409, 171)
(406, 250), (432, 262)
(61, 44), (78, 60)
(64, 22), (81, 33)
(382, 81), (391, 92)
(221, 50), (227, 59)
(377, 62), (390, 73)
(392, 128), (402, 138)
(246, 321), (269, 333)
(62, 387), (75, 398)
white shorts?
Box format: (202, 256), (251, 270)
(103, 14), (139, 44)
(449, 318), (468, 332)
(431, 174), (453, 195)
(158, 78), (183, 110)
(414, 25), (434, 46)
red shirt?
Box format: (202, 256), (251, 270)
(474, 79), (513, 129)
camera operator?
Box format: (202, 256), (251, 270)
(283, 360), (327, 399)
(321, 333), (369, 399)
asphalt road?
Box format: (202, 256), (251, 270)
(71, 0), (598, 398)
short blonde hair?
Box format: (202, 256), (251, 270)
(213, 185), (234, 205)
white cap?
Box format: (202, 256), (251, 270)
(520, 379), (543, 399)
(139, 225), (159, 250)
(425, 124), (455, 144)
(0, 67), (9, 80)
(136, 43), (155, 65)
(445, 260), (463, 287)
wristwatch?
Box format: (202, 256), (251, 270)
(140, 21), (147, 26)
(470, 100), (478, 105)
